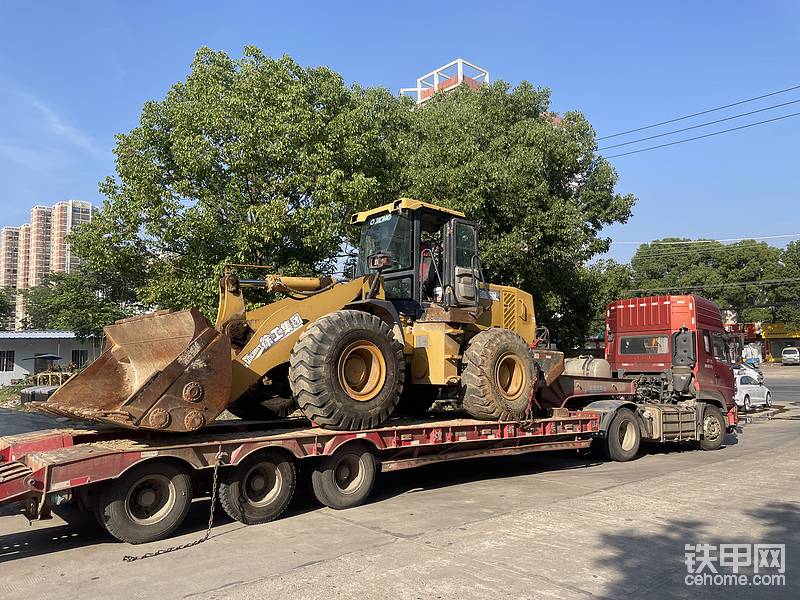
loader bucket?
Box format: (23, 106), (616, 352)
(35, 308), (233, 432)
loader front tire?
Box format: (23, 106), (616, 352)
(461, 328), (537, 421)
(289, 310), (404, 430)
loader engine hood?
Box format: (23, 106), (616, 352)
(35, 308), (233, 432)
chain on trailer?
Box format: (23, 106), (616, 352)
(122, 448), (226, 562)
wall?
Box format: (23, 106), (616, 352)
(0, 337), (102, 386)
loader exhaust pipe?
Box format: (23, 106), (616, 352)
(35, 308), (233, 432)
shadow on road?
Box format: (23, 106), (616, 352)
(595, 501), (800, 599)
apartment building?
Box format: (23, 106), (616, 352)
(0, 200), (94, 329)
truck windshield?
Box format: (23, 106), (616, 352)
(355, 213), (413, 275)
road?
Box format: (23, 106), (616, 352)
(1, 367), (799, 599)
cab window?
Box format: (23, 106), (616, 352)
(619, 334), (669, 355)
(454, 222), (477, 268)
(712, 334), (730, 363)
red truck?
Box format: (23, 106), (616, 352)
(605, 294), (738, 430)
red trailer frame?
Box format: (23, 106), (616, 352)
(0, 411), (600, 518)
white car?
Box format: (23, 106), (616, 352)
(732, 363), (763, 384)
(782, 347), (800, 365)
(734, 374), (772, 411)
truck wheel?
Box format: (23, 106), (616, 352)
(461, 328), (537, 420)
(289, 310), (404, 430)
(218, 450), (296, 524)
(698, 405), (725, 451)
(311, 446), (377, 509)
(603, 408), (641, 462)
(97, 461), (192, 544)
(765, 392), (772, 408)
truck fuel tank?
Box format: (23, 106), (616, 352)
(563, 357), (613, 379)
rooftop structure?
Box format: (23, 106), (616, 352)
(400, 58), (489, 106)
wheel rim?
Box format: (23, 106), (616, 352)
(618, 419), (637, 451)
(125, 473), (176, 525)
(704, 414), (722, 442)
(337, 340), (386, 402)
(333, 453), (365, 494)
(242, 461), (283, 507)
(494, 352), (527, 400)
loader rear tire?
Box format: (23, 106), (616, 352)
(460, 328), (537, 421)
(289, 310), (404, 430)
(219, 450), (296, 525)
(97, 461), (192, 544)
(311, 446), (377, 509)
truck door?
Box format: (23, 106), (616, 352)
(445, 219), (480, 306)
(701, 330), (735, 405)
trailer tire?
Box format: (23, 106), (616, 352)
(97, 461), (192, 544)
(461, 328), (537, 420)
(290, 310), (404, 430)
(311, 446), (377, 509)
(218, 450), (296, 525)
(603, 408), (641, 462)
(698, 405), (725, 451)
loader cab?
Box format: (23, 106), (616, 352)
(351, 199), (482, 315)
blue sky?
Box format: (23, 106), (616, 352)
(1, 1), (798, 262)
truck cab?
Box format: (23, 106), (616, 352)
(605, 294), (737, 427)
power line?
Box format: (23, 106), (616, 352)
(598, 83), (800, 140)
(603, 110), (800, 159)
(624, 278), (800, 293)
(598, 98), (800, 151)
(612, 234), (800, 245)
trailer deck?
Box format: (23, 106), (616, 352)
(0, 411), (600, 517)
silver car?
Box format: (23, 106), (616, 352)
(782, 347), (800, 365)
(734, 374), (772, 411)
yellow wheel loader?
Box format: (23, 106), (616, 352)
(36, 199), (540, 433)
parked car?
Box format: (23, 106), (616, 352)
(733, 363), (763, 384)
(782, 347), (800, 365)
(734, 374), (772, 411)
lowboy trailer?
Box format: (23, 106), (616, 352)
(0, 379), (734, 545)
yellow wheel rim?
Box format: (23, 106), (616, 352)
(337, 340), (387, 402)
(494, 352), (527, 401)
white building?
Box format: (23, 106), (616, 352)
(0, 330), (102, 386)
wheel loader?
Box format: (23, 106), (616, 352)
(36, 198), (545, 433)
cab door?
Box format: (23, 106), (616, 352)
(710, 331), (736, 405)
(445, 219), (480, 306)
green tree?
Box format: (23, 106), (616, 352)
(24, 270), (134, 338)
(771, 240), (800, 329)
(0, 288), (13, 329)
(629, 239), (782, 323)
(398, 83), (635, 347)
(72, 46), (409, 317)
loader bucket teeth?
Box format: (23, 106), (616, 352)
(34, 308), (233, 433)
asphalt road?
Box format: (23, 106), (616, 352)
(1, 367), (799, 600)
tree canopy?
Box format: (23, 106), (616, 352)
(24, 270), (134, 338)
(68, 46), (634, 347)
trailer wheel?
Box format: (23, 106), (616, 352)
(698, 405), (725, 451)
(218, 450), (296, 525)
(97, 461), (192, 544)
(461, 328), (537, 420)
(603, 408), (641, 462)
(290, 310), (404, 430)
(311, 446), (377, 509)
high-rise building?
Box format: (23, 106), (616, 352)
(0, 227), (20, 288)
(28, 205), (53, 288)
(51, 200), (93, 273)
(0, 200), (94, 329)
